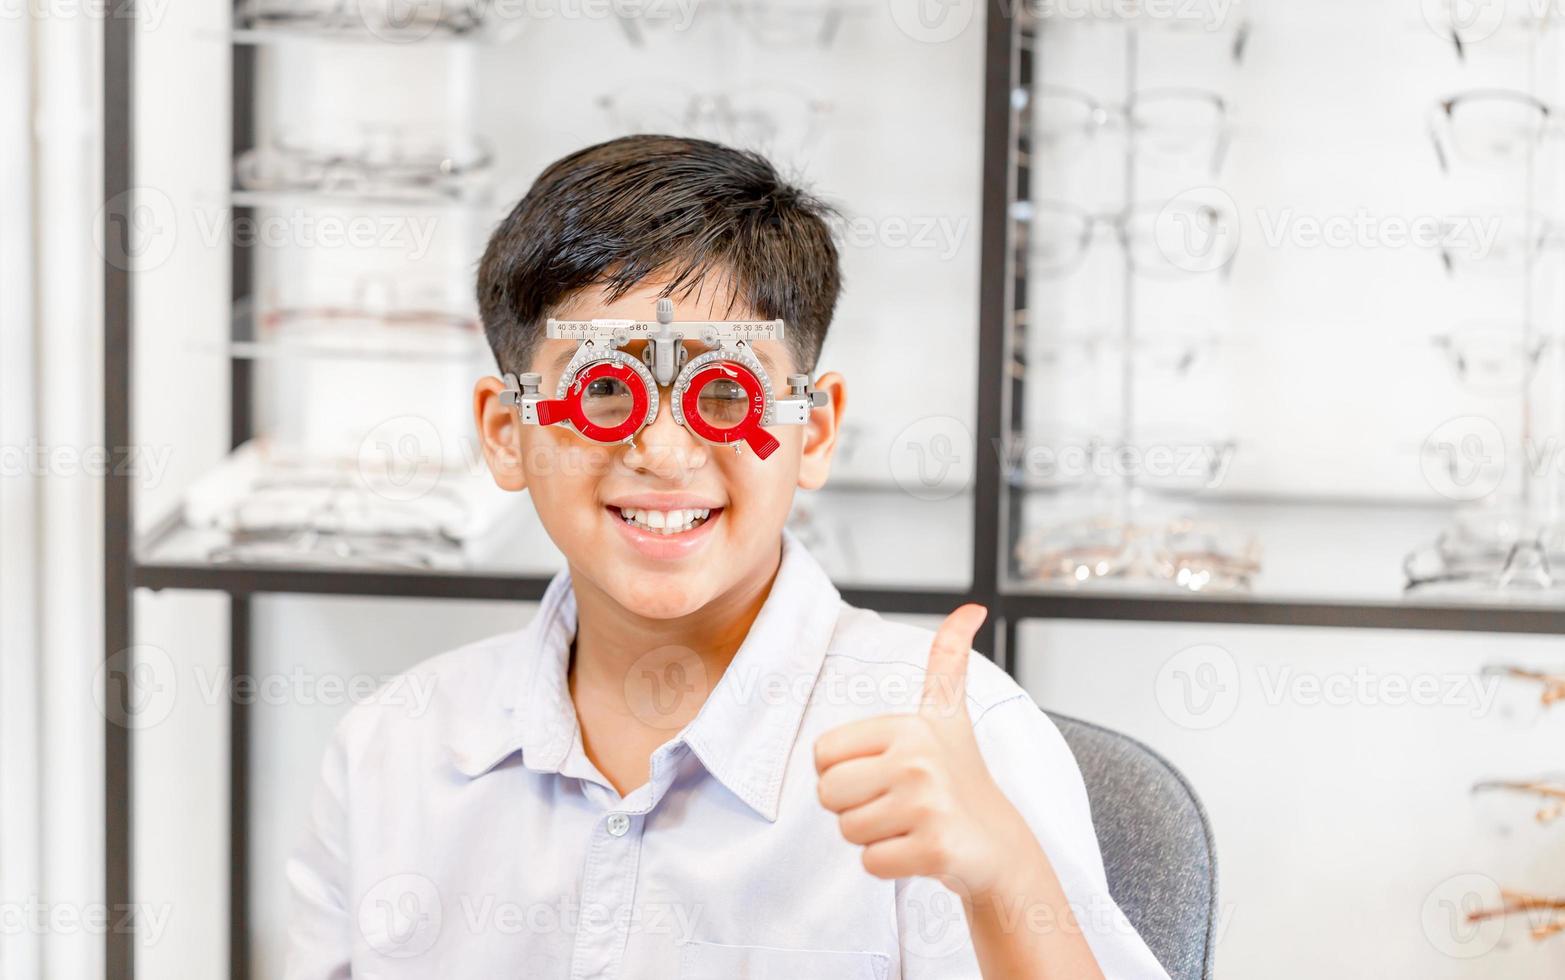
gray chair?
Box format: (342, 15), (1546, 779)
(1047, 711), (1218, 980)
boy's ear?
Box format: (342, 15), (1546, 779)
(797, 371), (846, 491)
(474, 376), (528, 492)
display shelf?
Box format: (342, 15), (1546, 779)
(1003, 494), (1565, 632)
(1001, 590), (1565, 633)
(134, 479), (1565, 630)
(228, 22), (516, 47)
(217, 296), (487, 362)
(228, 187), (495, 212)
(133, 484), (977, 607)
(1008, 494), (1436, 603)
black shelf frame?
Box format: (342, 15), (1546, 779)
(100, 3), (1565, 978)
(129, 557), (1565, 635)
(104, 7), (133, 979)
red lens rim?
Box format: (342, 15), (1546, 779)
(559, 360), (649, 443)
(680, 361), (768, 446)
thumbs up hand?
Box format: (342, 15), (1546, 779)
(813, 604), (1041, 902)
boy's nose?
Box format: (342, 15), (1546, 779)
(622, 391), (708, 479)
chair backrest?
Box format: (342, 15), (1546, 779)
(1046, 711), (1218, 980)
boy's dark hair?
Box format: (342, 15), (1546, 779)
(477, 135), (842, 376)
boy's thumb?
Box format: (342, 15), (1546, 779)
(919, 604), (988, 719)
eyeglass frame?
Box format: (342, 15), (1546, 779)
(1429, 89), (1558, 174)
(235, 130), (494, 200)
(501, 299), (828, 460)
(1024, 84), (1232, 174)
(236, 0), (490, 37)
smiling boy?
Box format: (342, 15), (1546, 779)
(286, 135), (1169, 979)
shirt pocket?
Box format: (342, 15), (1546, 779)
(679, 939), (892, 980)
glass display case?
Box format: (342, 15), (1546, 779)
(102, 0), (1565, 975)
(996, 1), (1565, 633)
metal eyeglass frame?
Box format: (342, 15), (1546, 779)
(1428, 89), (1557, 173)
(1015, 198), (1240, 279)
(1025, 84), (1232, 175)
(236, 0), (488, 37)
(501, 298), (827, 460)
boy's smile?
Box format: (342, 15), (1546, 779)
(606, 495), (723, 562)
(475, 275), (848, 621)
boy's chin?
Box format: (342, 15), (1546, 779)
(606, 578), (714, 621)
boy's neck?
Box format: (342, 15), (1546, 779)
(564, 540), (785, 794)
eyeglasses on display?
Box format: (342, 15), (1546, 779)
(1014, 514), (1260, 593)
(235, 0), (497, 39)
(1016, 197), (1240, 278)
(1437, 212), (1563, 277)
(236, 127), (493, 202)
(1025, 84), (1231, 173)
(597, 82), (831, 157)
(1429, 90), (1559, 172)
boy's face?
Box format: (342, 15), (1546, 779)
(474, 277), (847, 620)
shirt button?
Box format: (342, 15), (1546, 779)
(606, 813), (631, 837)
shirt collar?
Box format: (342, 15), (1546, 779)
(446, 526), (843, 822)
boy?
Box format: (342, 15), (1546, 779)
(286, 135), (1170, 978)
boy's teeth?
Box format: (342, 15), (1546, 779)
(618, 507), (713, 534)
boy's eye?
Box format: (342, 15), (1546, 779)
(697, 378), (748, 426)
(581, 376), (635, 427)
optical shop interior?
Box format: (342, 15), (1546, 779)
(12, 0), (1565, 978)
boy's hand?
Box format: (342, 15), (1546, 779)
(813, 604), (1042, 903)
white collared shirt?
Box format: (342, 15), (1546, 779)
(285, 528), (1170, 979)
